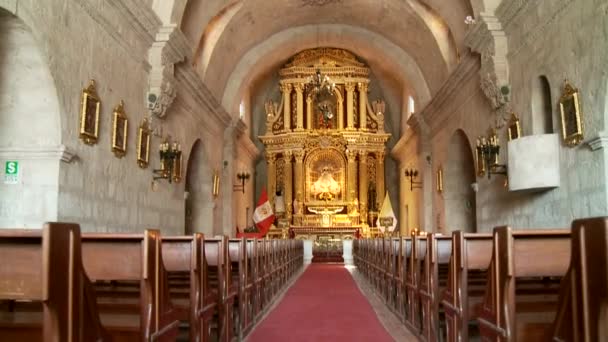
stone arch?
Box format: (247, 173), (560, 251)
(531, 75), (554, 134)
(443, 130), (477, 233)
(185, 139), (215, 235)
(0, 8), (63, 227)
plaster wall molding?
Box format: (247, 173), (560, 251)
(147, 26), (192, 119)
(0, 145), (76, 163)
(464, 12), (511, 112)
(588, 133), (608, 151)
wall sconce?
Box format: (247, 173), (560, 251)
(476, 128), (507, 179)
(404, 168), (422, 191)
(234, 171), (250, 193)
(153, 139), (182, 183)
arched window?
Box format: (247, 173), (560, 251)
(531, 76), (553, 134)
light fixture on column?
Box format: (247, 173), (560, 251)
(476, 128), (507, 179)
(234, 171), (250, 193)
(404, 168), (422, 191)
(153, 139), (182, 183)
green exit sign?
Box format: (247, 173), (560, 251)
(4, 161), (19, 184)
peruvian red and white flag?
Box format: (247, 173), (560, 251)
(253, 188), (275, 236)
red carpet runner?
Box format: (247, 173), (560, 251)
(247, 264), (394, 342)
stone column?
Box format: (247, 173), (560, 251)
(295, 83), (304, 131)
(346, 83), (356, 129)
(358, 82), (368, 130)
(284, 151), (293, 220)
(358, 150), (368, 223)
(306, 96), (313, 129)
(280, 83), (292, 132)
(346, 149), (357, 202)
(376, 151), (385, 207)
(266, 152), (277, 205)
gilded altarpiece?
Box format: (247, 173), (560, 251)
(260, 48), (390, 238)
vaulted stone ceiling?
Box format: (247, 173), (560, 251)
(167, 0), (475, 133)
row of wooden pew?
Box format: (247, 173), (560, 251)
(353, 217), (608, 341)
(0, 223), (304, 341)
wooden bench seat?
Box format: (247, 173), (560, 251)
(477, 227), (570, 341)
(420, 234), (451, 342)
(0, 223), (110, 341)
(81, 230), (179, 342)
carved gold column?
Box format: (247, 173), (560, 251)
(281, 83), (292, 132)
(266, 152), (277, 205)
(358, 82), (368, 130)
(295, 83), (304, 130)
(376, 151), (385, 207)
(346, 150), (357, 202)
(306, 96), (313, 129)
(346, 83), (355, 129)
(294, 150), (305, 199)
(284, 151), (293, 220)
(358, 150), (368, 223)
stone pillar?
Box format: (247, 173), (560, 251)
(280, 83), (292, 132)
(346, 83), (356, 129)
(376, 151), (385, 207)
(358, 150), (368, 222)
(284, 151), (293, 220)
(295, 83), (304, 131)
(306, 96), (313, 129)
(266, 152), (277, 205)
(346, 150), (357, 202)
(294, 150), (305, 202)
(358, 82), (368, 130)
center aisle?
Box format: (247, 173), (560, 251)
(246, 264), (395, 342)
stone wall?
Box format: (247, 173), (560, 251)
(0, 0), (231, 234)
(397, 0), (608, 232)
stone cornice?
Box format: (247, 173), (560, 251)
(420, 53), (479, 125)
(75, 0), (163, 70)
(588, 133), (608, 151)
(0, 145), (76, 162)
(175, 65), (232, 129)
(237, 136), (261, 162)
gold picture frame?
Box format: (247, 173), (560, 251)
(507, 112), (521, 141)
(436, 166), (443, 193)
(559, 80), (584, 147)
(137, 119), (151, 168)
(212, 170), (220, 197)
(79, 80), (101, 145)
(111, 101), (128, 158)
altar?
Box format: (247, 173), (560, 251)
(259, 48), (391, 235)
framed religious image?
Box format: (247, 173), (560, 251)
(507, 112), (521, 141)
(436, 166), (443, 193)
(111, 101), (128, 158)
(137, 119), (151, 168)
(79, 80), (101, 145)
(559, 80), (584, 147)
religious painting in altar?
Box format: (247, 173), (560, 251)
(309, 87), (342, 130)
(305, 149), (346, 204)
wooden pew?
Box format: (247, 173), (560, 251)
(228, 238), (248, 340)
(553, 217), (608, 341)
(405, 234), (426, 332)
(162, 234), (215, 342)
(0, 223), (110, 341)
(203, 237), (232, 342)
(441, 231), (492, 342)
(245, 239), (258, 327)
(81, 230), (180, 342)
(419, 233), (452, 342)
(255, 239), (268, 318)
(477, 227), (570, 341)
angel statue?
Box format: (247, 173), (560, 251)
(265, 99), (279, 133)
